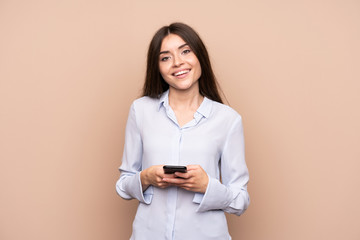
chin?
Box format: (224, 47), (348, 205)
(177, 85), (197, 92)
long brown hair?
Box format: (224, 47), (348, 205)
(142, 22), (223, 103)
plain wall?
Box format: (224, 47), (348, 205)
(1, 0), (359, 239)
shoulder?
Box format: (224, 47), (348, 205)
(127, 96), (159, 129)
(209, 101), (244, 138)
(211, 100), (242, 121)
(131, 96), (159, 110)
(206, 100), (243, 132)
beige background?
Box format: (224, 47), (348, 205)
(1, 0), (359, 239)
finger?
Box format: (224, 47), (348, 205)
(158, 180), (173, 187)
(186, 165), (203, 171)
(178, 185), (195, 191)
(186, 165), (198, 170)
(163, 173), (176, 178)
(162, 177), (187, 184)
(174, 172), (190, 178)
(158, 183), (169, 189)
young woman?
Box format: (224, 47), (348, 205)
(116, 22), (250, 240)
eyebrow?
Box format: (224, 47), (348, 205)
(159, 43), (189, 55)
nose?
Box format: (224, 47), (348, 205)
(173, 54), (184, 67)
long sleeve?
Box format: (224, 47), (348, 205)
(115, 94), (250, 239)
(194, 116), (250, 216)
(115, 103), (153, 204)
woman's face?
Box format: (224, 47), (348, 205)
(159, 34), (202, 94)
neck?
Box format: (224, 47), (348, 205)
(168, 88), (203, 111)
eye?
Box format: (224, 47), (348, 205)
(160, 56), (171, 62)
(182, 49), (191, 55)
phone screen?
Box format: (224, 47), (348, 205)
(163, 165), (187, 174)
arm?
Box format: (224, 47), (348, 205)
(116, 103), (174, 203)
(115, 103), (153, 204)
(193, 116), (250, 216)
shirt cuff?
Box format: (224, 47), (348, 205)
(137, 172), (153, 204)
(194, 176), (233, 212)
(192, 192), (204, 204)
(118, 171), (153, 204)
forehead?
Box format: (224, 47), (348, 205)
(160, 34), (187, 51)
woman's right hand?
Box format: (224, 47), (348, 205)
(140, 165), (173, 191)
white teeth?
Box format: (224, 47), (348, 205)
(174, 70), (190, 76)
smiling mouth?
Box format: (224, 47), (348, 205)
(173, 69), (191, 77)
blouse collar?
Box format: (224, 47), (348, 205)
(158, 90), (212, 119)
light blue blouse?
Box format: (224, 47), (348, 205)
(116, 90), (250, 240)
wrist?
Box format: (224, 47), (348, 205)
(201, 174), (209, 193)
(140, 170), (149, 190)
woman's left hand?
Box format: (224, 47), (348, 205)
(162, 165), (209, 193)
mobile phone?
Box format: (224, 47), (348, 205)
(163, 165), (187, 174)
